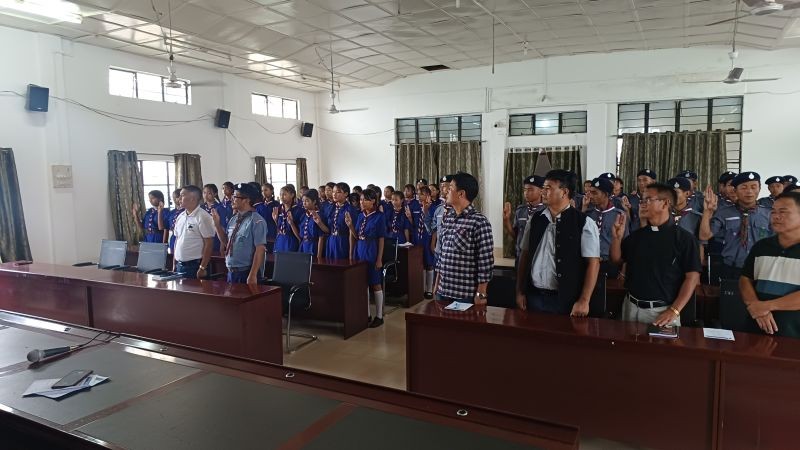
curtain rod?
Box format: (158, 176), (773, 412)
(610, 129), (752, 138)
(507, 147), (582, 153)
(389, 140), (487, 147)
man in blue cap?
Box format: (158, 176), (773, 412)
(717, 171), (738, 207)
(669, 177), (704, 268)
(503, 175), (545, 265)
(587, 177), (628, 278)
(759, 176), (785, 209)
(700, 172), (774, 281)
(624, 169), (657, 230)
(676, 170), (704, 213)
(784, 175), (798, 188)
(212, 182), (268, 285)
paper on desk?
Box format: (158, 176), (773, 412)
(23, 375), (109, 399)
(444, 301), (473, 311)
(703, 328), (735, 341)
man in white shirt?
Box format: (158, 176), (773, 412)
(173, 185), (215, 278)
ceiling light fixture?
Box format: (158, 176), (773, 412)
(0, 0), (83, 24)
(523, 41), (529, 56)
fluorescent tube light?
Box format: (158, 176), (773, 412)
(0, 0), (83, 24)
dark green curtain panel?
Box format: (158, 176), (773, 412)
(254, 156), (267, 185)
(0, 148), (32, 262)
(296, 157), (308, 188)
(395, 143), (439, 191)
(108, 150), (144, 244)
(502, 147), (583, 257)
(619, 131), (726, 195)
(438, 141), (482, 210)
(174, 153), (203, 189)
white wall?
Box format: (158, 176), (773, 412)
(0, 25), (319, 264)
(316, 46), (800, 246)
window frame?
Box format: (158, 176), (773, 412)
(395, 114), (483, 144)
(251, 92), (300, 120)
(109, 67), (191, 105)
(508, 111), (588, 136)
(263, 161), (298, 189)
(137, 159), (176, 210)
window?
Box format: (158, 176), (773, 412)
(509, 111), (587, 136)
(109, 68), (191, 105)
(395, 115), (483, 144)
(263, 162), (297, 189)
(617, 96), (743, 171)
(138, 160), (176, 209)
(251, 93), (299, 119)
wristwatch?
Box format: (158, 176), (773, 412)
(476, 292), (487, 299)
(198, 265), (206, 271)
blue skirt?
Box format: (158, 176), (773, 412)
(325, 234), (349, 259)
(274, 233), (299, 252)
(355, 239), (382, 285)
(299, 239), (318, 256)
(143, 231), (162, 243)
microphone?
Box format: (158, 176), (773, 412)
(26, 346), (79, 363)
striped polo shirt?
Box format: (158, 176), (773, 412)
(742, 236), (800, 338)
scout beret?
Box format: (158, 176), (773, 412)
(667, 177), (691, 192)
(591, 177), (614, 195)
(765, 176), (783, 185)
(598, 172), (617, 181)
(731, 171), (761, 188)
(637, 169), (657, 179)
(676, 170), (698, 180)
(235, 182), (260, 202)
(718, 171), (737, 184)
(785, 175), (798, 184)
(523, 175), (545, 188)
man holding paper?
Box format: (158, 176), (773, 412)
(740, 191), (800, 337)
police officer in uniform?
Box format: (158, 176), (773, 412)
(759, 176), (785, 209)
(700, 172), (774, 281)
(503, 175), (545, 264)
(586, 177), (628, 278)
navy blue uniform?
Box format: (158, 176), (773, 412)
(274, 204), (304, 252)
(326, 203), (355, 259)
(201, 202), (229, 253)
(354, 210), (384, 285)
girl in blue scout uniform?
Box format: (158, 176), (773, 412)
(348, 192), (361, 212)
(201, 184), (229, 255)
(346, 189), (385, 328)
(429, 183), (443, 211)
(221, 181), (235, 217)
(385, 191), (412, 244)
(273, 185), (304, 252)
(402, 184), (423, 244)
(136, 190), (169, 243)
(417, 186), (436, 298)
(326, 182), (354, 259)
(167, 188), (184, 253)
(257, 183), (280, 241)
(298, 189), (330, 256)
(381, 185), (394, 213)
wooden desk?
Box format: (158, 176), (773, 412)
(385, 245), (424, 307)
(0, 262), (283, 364)
(0, 312), (579, 450)
(406, 301), (800, 450)
(128, 249), (369, 339)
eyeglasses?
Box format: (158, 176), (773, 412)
(641, 197), (666, 204)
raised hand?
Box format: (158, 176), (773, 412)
(271, 207), (279, 222)
(612, 212), (627, 240)
(503, 202), (512, 221)
(286, 210), (294, 224)
(621, 196), (631, 211)
(404, 205), (413, 221)
(157, 201), (164, 213)
(344, 211), (352, 227)
(211, 208), (220, 226)
(311, 210), (321, 223)
(704, 185), (718, 213)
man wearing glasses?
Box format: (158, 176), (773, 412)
(610, 183), (701, 326)
(212, 183), (267, 285)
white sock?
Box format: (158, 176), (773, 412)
(367, 288), (372, 317)
(374, 290), (384, 319)
(424, 270), (434, 292)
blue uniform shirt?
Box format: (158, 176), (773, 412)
(674, 205), (703, 238)
(325, 202), (355, 259)
(354, 210), (385, 285)
(512, 202), (545, 256)
(710, 204), (774, 268)
(142, 207), (169, 243)
(586, 204), (629, 260)
(758, 196), (776, 209)
(299, 211), (327, 255)
(201, 202), (229, 252)
(385, 208), (412, 244)
(274, 204), (305, 252)
(224, 211), (267, 269)
(168, 207), (184, 252)
(432, 203), (452, 257)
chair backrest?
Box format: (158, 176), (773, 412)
(98, 239), (127, 269)
(137, 242), (168, 272)
(719, 279), (751, 332)
(588, 274), (607, 318)
(680, 291), (698, 326)
(271, 252), (312, 286)
(382, 237), (399, 264)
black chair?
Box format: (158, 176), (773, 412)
(381, 238), (402, 314)
(680, 292), (703, 328)
(265, 252), (316, 353)
(136, 242), (168, 274)
(487, 267), (517, 309)
(719, 278), (752, 332)
(588, 274), (608, 318)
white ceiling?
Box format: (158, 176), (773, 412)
(2, 0), (799, 91)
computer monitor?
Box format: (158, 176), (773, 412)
(137, 242), (168, 273)
(98, 240), (127, 269)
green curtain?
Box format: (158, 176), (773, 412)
(108, 150), (144, 245)
(0, 149), (32, 262)
(295, 157), (308, 188)
(394, 143), (438, 191)
(619, 131), (726, 194)
(174, 153), (203, 189)
(438, 141), (483, 210)
(500, 147), (583, 257)
(254, 156), (267, 185)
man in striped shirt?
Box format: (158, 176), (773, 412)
(740, 191), (800, 337)
(435, 172), (494, 305)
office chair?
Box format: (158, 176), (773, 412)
(136, 242), (169, 274)
(381, 238), (402, 315)
(588, 274), (608, 318)
(680, 292), (703, 328)
(719, 278), (752, 332)
(74, 239), (128, 269)
(265, 251), (317, 353)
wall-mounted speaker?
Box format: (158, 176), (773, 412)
(300, 122), (313, 137)
(215, 109), (231, 128)
(26, 84), (49, 112)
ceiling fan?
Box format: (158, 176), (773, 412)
(324, 45), (367, 114)
(707, 0), (800, 26)
(156, 1), (222, 89)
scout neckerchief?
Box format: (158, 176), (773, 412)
(390, 208), (403, 235)
(736, 203), (757, 248)
(225, 211), (252, 256)
(146, 207), (157, 231)
(359, 210), (376, 240)
(331, 203), (344, 236)
(674, 203), (693, 224)
(526, 202), (543, 217)
(593, 202), (616, 229)
(278, 204), (291, 235)
(302, 210), (314, 241)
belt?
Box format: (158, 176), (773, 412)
(628, 294), (667, 309)
(176, 259), (201, 265)
(532, 287), (558, 296)
(227, 266), (250, 273)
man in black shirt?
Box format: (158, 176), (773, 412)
(610, 183), (702, 326)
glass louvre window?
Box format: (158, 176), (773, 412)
(508, 111), (587, 136)
(109, 68), (190, 105)
(251, 93), (300, 119)
(265, 162), (297, 188)
(395, 115), (482, 144)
